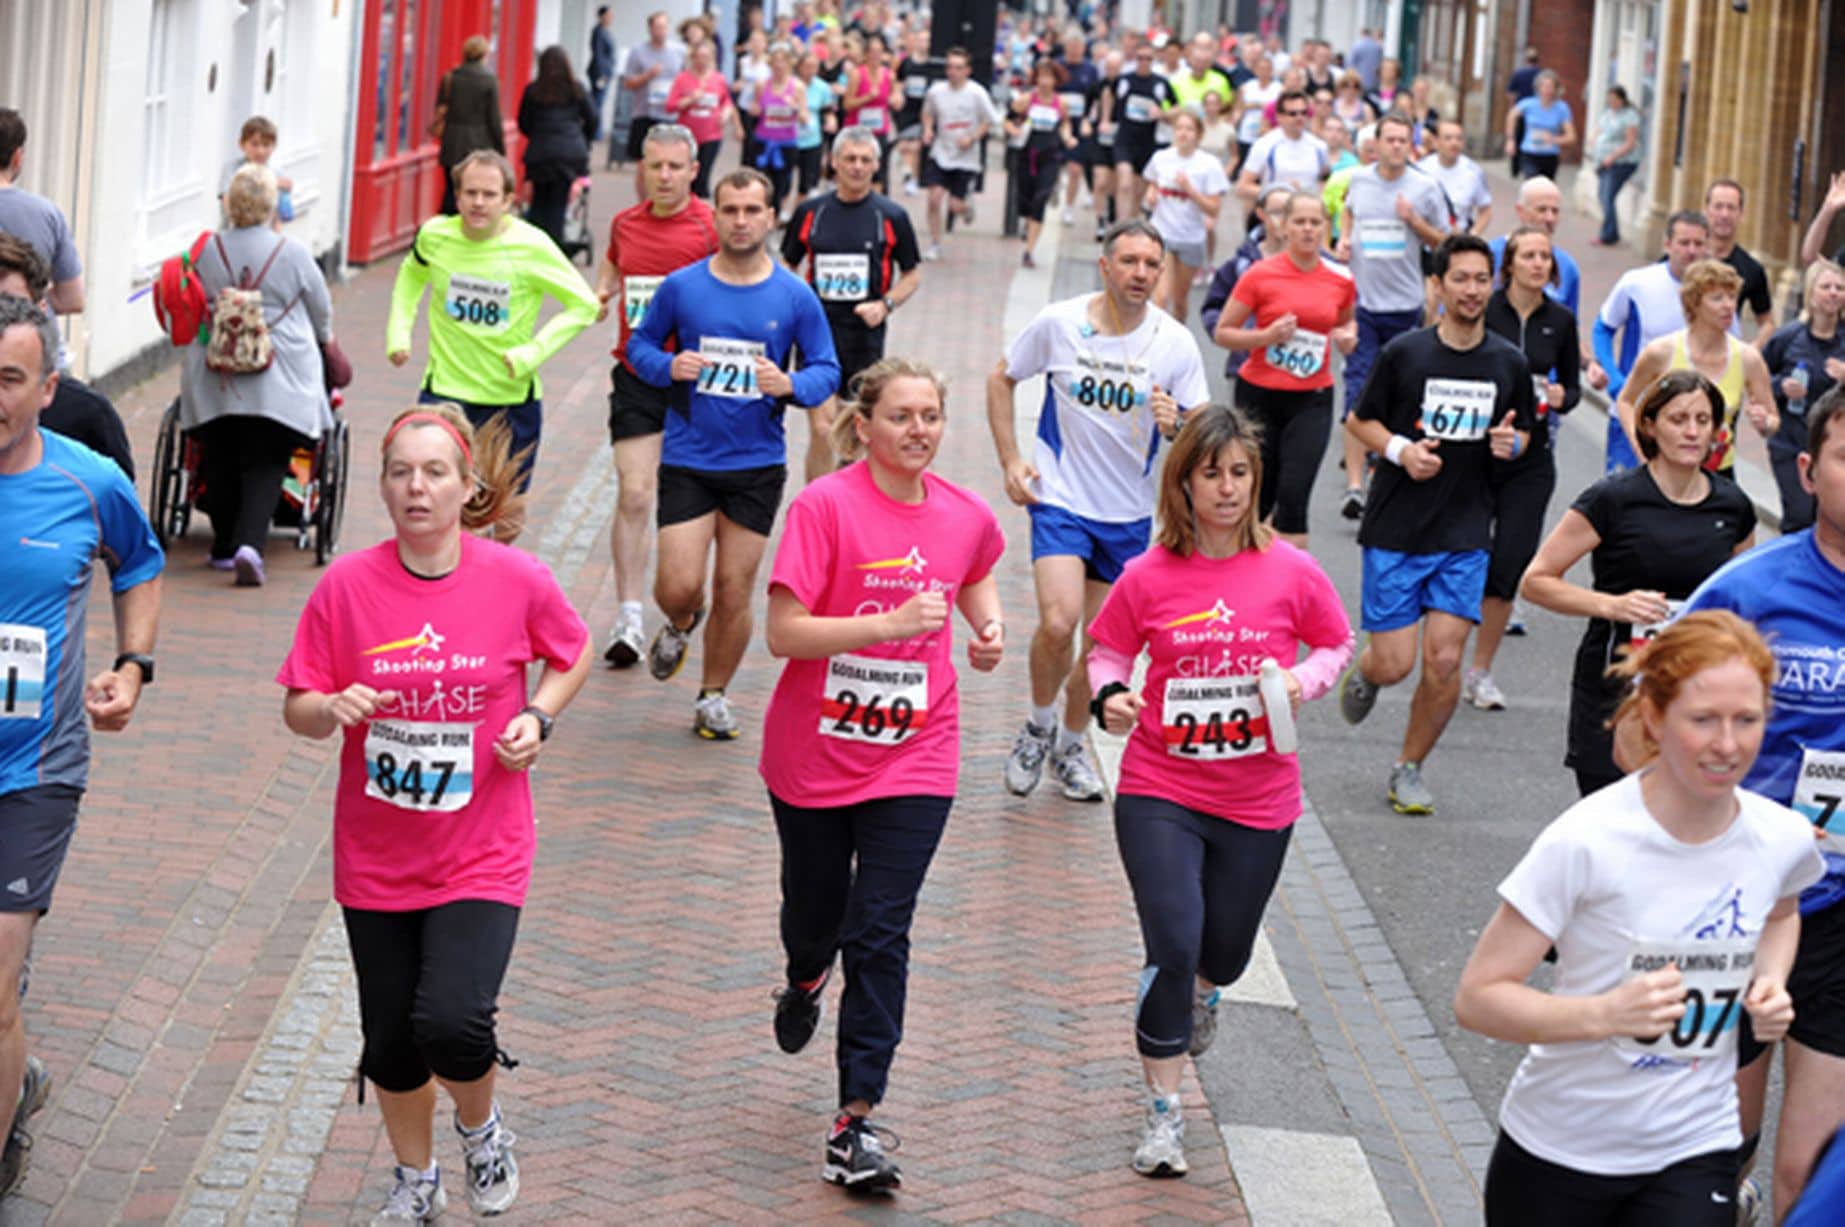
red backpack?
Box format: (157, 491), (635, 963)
(152, 231), (213, 345)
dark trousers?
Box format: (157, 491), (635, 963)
(771, 792), (951, 1109)
(1236, 381), (1334, 535)
(1771, 438), (1818, 532)
(527, 177), (571, 252)
(1522, 151), (1561, 181)
(693, 140), (723, 198)
(1485, 1130), (1738, 1227)
(193, 414), (309, 559)
(418, 387), (542, 492)
(1596, 162), (1639, 244)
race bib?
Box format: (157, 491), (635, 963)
(764, 103), (798, 125)
(1356, 217), (1409, 259)
(445, 273), (512, 332)
(814, 253), (871, 302)
(1614, 938), (1755, 1063)
(905, 76), (929, 99)
(1097, 123), (1117, 146)
(0, 623), (47, 720)
(1124, 94), (1159, 124)
(1161, 676), (1270, 760)
(1791, 747), (1845, 835)
(1628, 598), (1686, 654)
(820, 654), (928, 745)
(1418, 377), (1497, 442)
(1532, 373), (1551, 414)
(647, 77), (673, 110)
(857, 105), (886, 130)
(1265, 328), (1329, 380)
(1060, 91), (1087, 118)
(696, 337), (768, 399)
(622, 274), (664, 330)
(1066, 355), (1150, 416)
(1029, 103), (1061, 131)
(364, 720), (475, 813)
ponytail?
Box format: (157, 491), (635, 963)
(827, 355), (948, 463)
(380, 403), (530, 539)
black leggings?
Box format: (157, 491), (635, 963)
(796, 145), (824, 195)
(1115, 795), (1292, 1058)
(1485, 1130), (1738, 1227)
(344, 900), (520, 1094)
(1016, 146), (1062, 223)
(1235, 381), (1335, 535)
(1486, 452), (1557, 600)
(693, 140), (723, 198)
(1521, 152), (1561, 181)
(193, 414), (310, 560)
(526, 177), (571, 252)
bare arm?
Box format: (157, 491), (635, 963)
(987, 358), (1040, 507)
(84, 576), (161, 732)
(47, 276), (85, 315)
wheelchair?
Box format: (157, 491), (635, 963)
(559, 175), (594, 266)
(148, 391), (351, 565)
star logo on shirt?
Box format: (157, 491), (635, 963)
(362, 622), (448, 657)
(1163, 599), (1236, 629)
(858, 546), (929, 575)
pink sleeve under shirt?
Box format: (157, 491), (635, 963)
(1086, 635), (1355, 703)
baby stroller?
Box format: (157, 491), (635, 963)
(559, 176), (594, 266)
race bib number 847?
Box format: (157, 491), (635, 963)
(364, 720), (475, 813)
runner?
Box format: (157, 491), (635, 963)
(1210, 191), (1358, 547)
(761, 357), (1004, 1194)
(839, 33), (895, 185)
(1761, 258), (1845, 531)
(918, 47), (1000, 261)
(892, 29), (933, 197)
(1141, 110), (1227, 322)
(1339, 233), (1535, 815)
(1592, 209), (1710, 473)
(1233, 88), (1330, 202)
(1109, 43), (1179, 238)
(627, 168), (840, 740)
(1004, 60), (1079, 270)
(1464, 226), (1580, 711)
(1333, 114), (1450, 520)
(1089, 404), (1352, 1178)
(1419, 119), (1493, 235)
(0, 297), (163, 1197)
(1614, 258), (1776, 475)
(746, 43), (807, 220)
(1056, 33), (1103, 227)
(1202, 183), (1294, 381)
(665, 40), (741, 199)
(591, 123), (717, 669)
(1682, 386), (1845, 1217)
(277, 405), (592, 1224)
(987, 219), (1211, 803)
(782, 126), (923, 481)
(1453, 611), (1822, 1227)
(1085, 49), (1123, 242)
(386, 150), (600, 517)
(1520, 370), (1754, 796)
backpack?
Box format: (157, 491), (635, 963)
(204, 234), (287, 375)
(152, 231), (212, 346)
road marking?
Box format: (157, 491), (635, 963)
(1220, 1125), (1393, 1226)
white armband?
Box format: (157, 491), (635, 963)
(1384, 434), (1412, 466)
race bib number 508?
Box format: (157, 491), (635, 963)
(445, 273), (512, 331)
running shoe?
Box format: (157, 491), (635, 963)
(1465, 669), (1507, 711)
(963, 200), (976, 226)
(822, 1113), (902, 1191)
(1094, 220), (1107, 242)
(1132, 1096), (1187, 1178)
(1735, 1174), (1765, 1226)
(457, 1107), (519, 1215)
(1388, 762), (1436, 815)
(1050, 740), (1106, 802)
(647, 609), (703, 681)
(1021, 250), (1037, 269)
(1189, 986), (1222, 1057)
(773, 973), (827, 1054)
(0, 1056), (50, 1198)
(1004, 720), (1055, 795)
(694, 690), (740, 741)
(923, 244), (943, 262)
(369, 1164), (447, 1225)
(1339, 487), (1365, 521)
(903, 176), (919, 197)
(232, 544), (266, 587)
(1338, 662), (1378, 725)
(604, 608), (645, 669)
(1061, 206), (1075, 225)
(1506, 601), (1529, 637)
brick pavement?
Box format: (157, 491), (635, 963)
(3, 158), (1253, 1224)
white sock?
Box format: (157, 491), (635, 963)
(1149, 1085), (1181, 1115)
(417, 1160), (439, 1183)
(620, 600), (642, 620)
(1056, 726), (1085, 754)
(1029, 705), (1057, 732)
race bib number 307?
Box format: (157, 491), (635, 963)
(696, 337), (768, 399)
(1418, 378), (1497, 442)
(820, 655), (929, 745)
(364, 720), (475, 813)
(1161, 676), (1269, 759)
(0, 623), (47, 720)
(1614, 938), (1754, 1063)
(445, 273), (512, 331)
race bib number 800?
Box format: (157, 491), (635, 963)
(364, 720), (475, 813)
(820, 654), (929, 745)
(696, 337), (768, 399)
(1161, 676), (1269, 759)
(0, 623), (47, 720)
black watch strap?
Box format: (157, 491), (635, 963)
(114, 653), (155, 685)
(520, 704), (555, 741)
(1089, 681), (1129, 727)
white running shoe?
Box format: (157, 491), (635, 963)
(1051, 740), (1106, 802)
(603, 607), (645, 668)
(1464, 668), (1507, 711)
(1132, 1096), (1187, 1178)
(457, 1107), (519, 1216)
(923, 243), (943, 262)
(1003, 721), (1054, 795)
(1061, 206), (1075, 225)
(371, 1164), (447, 1224)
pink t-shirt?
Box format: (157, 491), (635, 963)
(1088, 541), (1351, 828)
(667, 70), (732, 145)
(760, 462), (1005, 808)
(276, 535), (588, 911)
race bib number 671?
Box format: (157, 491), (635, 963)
(1418, 378), (1497, 442)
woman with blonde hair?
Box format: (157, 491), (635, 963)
(278, 404), (591, 1223)
(1088, 404), (1352, 1178)
(1761, 257), (1845, 529)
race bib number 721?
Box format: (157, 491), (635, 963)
(364, 720), (475, 813)
(696, 337), (768, 399)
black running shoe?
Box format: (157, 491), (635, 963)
(773, 974), (826, 1054)
(822, 1113), (901, 1192)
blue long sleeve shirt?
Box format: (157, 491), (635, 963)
(628, 258), (841, 471)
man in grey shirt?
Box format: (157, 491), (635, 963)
(620, 12), (685, 180)
(0, 109), (82, 315)
(1334, 113), (1449, 516)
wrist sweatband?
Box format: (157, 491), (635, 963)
(1384, 435), (1411, 466)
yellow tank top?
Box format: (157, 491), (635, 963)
(1667, 329), (1746, 471)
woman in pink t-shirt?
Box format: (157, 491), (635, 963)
(1087, 404), (1353, 1179)
(760, 357), (1005, 1193)
(665, 40), (741, 198)
(277, 405), (591, 1221)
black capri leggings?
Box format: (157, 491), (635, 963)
(796, 145), (824, 196)
(1484, 1130), (1738, 1227)
(344, 900), (520, 1093)
(1115, 794), (1292, 1058)
(1016, 146), (1063, 223)
(1235, 381), (1335, 536)
(693, 140), (723, 199)
(1486, 452), (1557, 601)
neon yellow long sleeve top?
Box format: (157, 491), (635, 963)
(386, 214), (600, 405)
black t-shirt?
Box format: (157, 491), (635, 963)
(1563, 466), (1755, 768)
(1353, 326), (1536, 553)
(1112, 71), (1176, 140)
(1484, 289), (1581, 457)
(894, 56), (935, 128)
(41, 375), (135, 480)
(1722, 243), (1774, 324)
(780, 190), (920, 334)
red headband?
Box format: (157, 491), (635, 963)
(382, 412), (474, 468)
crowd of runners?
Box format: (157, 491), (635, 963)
(4, 4), (1845, 1224)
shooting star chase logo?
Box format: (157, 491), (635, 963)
(856, 547), (929, 576)
(1163, 599), (1237, 629)
(362, 622), (448, 657)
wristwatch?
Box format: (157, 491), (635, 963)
(520, 704), (555, 741)
(882, 295), (896, 314)
(114, 653), (155, 685)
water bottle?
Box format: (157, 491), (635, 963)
(1789, 362), (1811, 418)
(1258, 659), (1297, 754)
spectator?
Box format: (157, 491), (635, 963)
(220, 116), (295, 229)
(1798, 169), (1845, 266)
(435, 36), (507, 216)
(1347, 27), (1383, 94)
(0, 108), (83, 314)
(588, 7), (617, 140)
(1590, 86), (1642, 246)
(1761, 259), (1845, 531)
(518, 46), (597, 251)
(179, 164), (335, 587)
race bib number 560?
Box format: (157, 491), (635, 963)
(1161, 676), (1269, 759)
(820, 655), (928, 745)
(365, 720), (475, 813)
(0, 623), (47, 720)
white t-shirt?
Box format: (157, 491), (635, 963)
(1244, 128), (1330, 191)
(1495, 773), (1825, 1176)
(1144, 147), (1230, 248)
(735, 56), (771, 112)
(924, 80), (1001, 172)
(1417, 153), (1493, 229)
(1004, 295), (1211, 523)
(1598, 262), (1690, 369)
(1236, 81), (1281, 144)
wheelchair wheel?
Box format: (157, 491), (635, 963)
(149, 398), (192, 547)
(314, 417), (350, 566)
